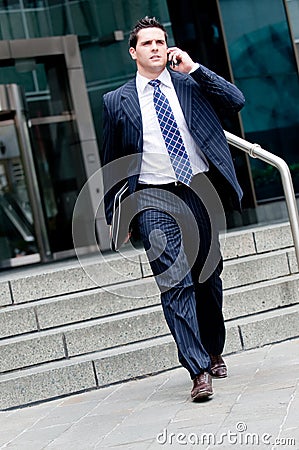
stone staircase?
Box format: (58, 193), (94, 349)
(0, 222), (298, 410)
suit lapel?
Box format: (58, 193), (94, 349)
(121, 79), (142, 131)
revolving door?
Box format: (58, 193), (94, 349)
(0, 36), (109, 269)
(0, 84), (48, 267)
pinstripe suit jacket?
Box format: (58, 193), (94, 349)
(101, 65), (245, 224)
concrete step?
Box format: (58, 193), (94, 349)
(0, 270), (298, 379)
(0, 336), (177, 411)
(0, 278), (160, 340)
(224, 274), (299, 320)
(0, 222), (296, 307)
(0, 270), (298, 345)
(1, 303), (299, 410)
(0, 305), (168, 374)
(0, 253), (297, 341)
(223, 248), (297, 289)
(220, 221), (294, 259)
(0, 221), (298, 409)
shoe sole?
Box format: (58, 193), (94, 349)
(191, 390), (213, 401)
(211, 373), (227, 379)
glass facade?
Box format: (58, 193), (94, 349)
(0, 117), (38, 261)
(0, 1), (173, 144)
(1, 0), (299, 267)
(219, 0), (299, 201)
(0, 57), (87, 267)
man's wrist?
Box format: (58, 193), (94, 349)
(189, 62), (200, 74)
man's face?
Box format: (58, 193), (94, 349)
(129, 27), (168, 78)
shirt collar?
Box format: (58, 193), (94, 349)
(136, 68), (172, 94)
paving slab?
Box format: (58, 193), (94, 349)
(0, 338), (298, 449)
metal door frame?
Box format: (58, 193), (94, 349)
(0, 35), (109, 264)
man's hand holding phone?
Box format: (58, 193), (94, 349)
(167, 47), (197, 73)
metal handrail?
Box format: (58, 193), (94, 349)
(224, 130), (299, 269)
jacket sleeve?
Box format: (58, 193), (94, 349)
(190, 64), (245, 115)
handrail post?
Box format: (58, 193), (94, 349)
(224, 130), (299, 270)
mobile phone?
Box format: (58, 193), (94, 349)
(169, 55), (181, 68)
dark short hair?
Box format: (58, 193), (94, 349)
(129, 16), (168, 49)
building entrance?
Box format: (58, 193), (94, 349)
(0, 84), (48, 268)
(0, 36), (109, 269)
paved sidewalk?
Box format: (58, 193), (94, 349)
(1, 339), (298, 449)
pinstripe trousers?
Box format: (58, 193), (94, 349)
(136, 174), (225, 379)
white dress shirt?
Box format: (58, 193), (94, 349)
(136, 68), (209, 185)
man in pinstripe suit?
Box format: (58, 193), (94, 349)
(101, 17), (245, 401)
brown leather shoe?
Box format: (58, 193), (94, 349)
(210, 354), (227, 378)
(191, 372), (213, 401)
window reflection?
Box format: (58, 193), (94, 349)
(219, 0), (299, 200)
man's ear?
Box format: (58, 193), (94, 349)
(129, 47), (136, 60)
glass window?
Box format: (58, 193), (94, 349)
(47, 0), (64, 5)
(48, 4), (70, 35)
(68, 0), (98, 38)
(0, 64), (35, 91)
(219, 0), (299, 200)
(0, 120), (38, 264)
(23, 0), (46, 6)
(29, 121), (84, 253)
(0, 1), (20, 9)
(25, 10), (52, 38)
(78, 0), (173, 148)
(0, 11), (25, 39)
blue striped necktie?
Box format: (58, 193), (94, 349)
(149, 79), (193, 185)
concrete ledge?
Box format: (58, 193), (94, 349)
(139, 252), (153, 278)
(288, 249), (299, 274)
(238, 304), (299, 350)
(64, 307), (168, 357)
(36, 279), (160, 330)
(254, 222), (293, 253)
(0, 361), (96, 411)
(0, 279), (160, 340)
(223, 275), (299, 320)
(0, 334), (65, 373)
(220, 229), (256, 260)
(0, 222), (298, 410)
(1, 274), (298, 342)
(10, 255), (143, 303)
(222, 250), (290, 289)
(0, 270), (297, 377)
(0, 306), (37, 340)
(0, 302), (298, 410)
(0, 307), (169, 372)
(0, 282), (11, 307)
(4, 223), (297, 305)
(224, 324), (242, 354)
(94, 337), (179, 386)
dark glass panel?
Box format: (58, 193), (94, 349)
(0, 11), (25, 39)
(0, 64), (35, 92)
(219, 0), (299, 200)
(25, 10), (51, 37)
(0, 1), (20, 9)
(29, 120), (85, 253)
(0, 120), (38, 263)
(23, 0), (45, 7)
(26, 56), (74, 117)
(82, 0), (173, 144)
